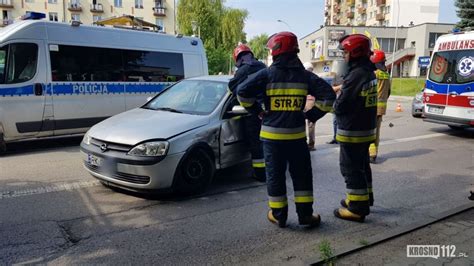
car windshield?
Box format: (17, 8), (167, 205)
(428, 50), (474, 84)
(143, 79), (228, 115)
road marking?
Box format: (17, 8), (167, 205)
(0, 180), (100, 200)
(379, 133), (445, 146)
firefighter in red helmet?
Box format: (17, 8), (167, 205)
(369, 49), (391, 165)
(237, 32), (336, 228)
(229, 44), (267, 182)
(334, 34), (377, 222)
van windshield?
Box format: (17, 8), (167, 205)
(0, 43), (38, 84)
(143, 80), (228, 115)
(428, 50), (474, 84)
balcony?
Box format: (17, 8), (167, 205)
(90, 3), (104, 13)
(0, 0), (13, 8)
(1, 19), (14, 26)
(346, 11), (354, 18)
(376, 13), (385, 21)
(153, 6), (166, 16)
(346, 0), (355, 5)
(333, 6), (340, 13)
(68, 2), (82, 12)
(358, 6), (366, 14)
(376, 0), (386, 6)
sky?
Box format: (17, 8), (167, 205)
(226, 0), (459, 40)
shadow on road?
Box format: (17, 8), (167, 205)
(430, 127), (474, 139)
(376, 148), (434, 164)
(2, 135), (83, 157)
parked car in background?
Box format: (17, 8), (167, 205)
(412, 89), (425, 117)
(80, 76), (251, 195)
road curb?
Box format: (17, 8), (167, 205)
(307, 202), (474, 265)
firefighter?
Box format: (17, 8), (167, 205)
(229, 44), (267, 182)
(237, 32), (336, 228)
(333, 34), (377, 223)
(369, 49), (391, 164)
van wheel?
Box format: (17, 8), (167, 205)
(448, 125), (464, 130)
(173, 148), (215, 195)
(0, 134), (6, 154)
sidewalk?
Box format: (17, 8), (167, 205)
(334, 208), (474, 265)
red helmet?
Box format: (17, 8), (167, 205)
(233, 44), (252, 62)
(266, 31), (299, 56)
(370, 49), (386, 64)
(338, 34), (371, 59)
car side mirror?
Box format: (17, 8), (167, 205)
(228, 105), (248, 115)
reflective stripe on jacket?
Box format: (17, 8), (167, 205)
(375, 69), (391, 115)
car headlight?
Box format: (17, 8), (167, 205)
(128, 141), (169, 157)
(82, 133), (91, 145)
(415, 93), (423, 102)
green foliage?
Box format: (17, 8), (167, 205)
(318, 239), (336, 266)
(359, 239), (369, 246)
(455, 0), (474, 29)
(248, 34), (269, 60)
(177, 0), (248, 74)
(391, 78), (425, 96)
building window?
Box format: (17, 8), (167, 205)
(48, 0), (57, 4)
(378, 38), (405, 52)
(386, 6), (390, 13)
(428, 32), (446, 48)
(93, 15), (102, 23)
(25, 0), (34, 3)
(49, 12), (58, 22)
(71, 14), (80, 22)
(135, 0), (143, 8)
(156, 18), (164, 32)
(114, 0), (122, 7)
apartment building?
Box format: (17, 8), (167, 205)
(324, 0), (440, 27)
(0, 0), (175, 33)
(299, 22), (454, 77)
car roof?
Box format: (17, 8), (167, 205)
(186, 75), (232, 83)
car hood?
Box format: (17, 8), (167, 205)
(88, 108), (210, 145)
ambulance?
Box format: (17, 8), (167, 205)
(423, 30), (474, 129)
(0, 13), (208, 152)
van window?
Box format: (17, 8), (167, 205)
(50, 45), (123, 82)
(123, 50), (184, 82)
(0, 43), (38, 84)
(429, 50), (474, 84)
(50, 45), (185, 82)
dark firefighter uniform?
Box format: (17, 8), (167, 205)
(334, 34), (377, 222)
(236, 32), (336, 227)
(229, 44), (267, 181)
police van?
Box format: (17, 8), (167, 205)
(423, 30), (474, 128)
(0, 14), (208, 152)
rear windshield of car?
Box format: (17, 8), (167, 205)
(143, 80), (228, 115)
(428, 50), (473, 84)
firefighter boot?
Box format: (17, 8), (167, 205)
(252, 168), (266, 182)
(298, 214), (321, 228)
(267, 210), (287, 228)
(369, 192), (374, 206)
(334, 208), (366, 223)
(340, 198), (349, 208)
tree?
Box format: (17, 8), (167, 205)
(177, 0), (248, 74)
(248, 34), (269, 60)
(455, 0), (474, 29)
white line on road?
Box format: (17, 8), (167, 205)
(0, 133), (448, 200)
(0, 180), (100, 200)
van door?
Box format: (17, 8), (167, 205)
(49, 44), (125, 135)
(446, 50), (474, 122)
(0, 41), (47, 139)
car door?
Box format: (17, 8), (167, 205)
(219, 96), (250, 168)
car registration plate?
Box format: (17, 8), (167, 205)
(87, 154), (102, 167)
(428, 106), (444, 114)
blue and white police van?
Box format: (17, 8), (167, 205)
(0, 13), (208, 152)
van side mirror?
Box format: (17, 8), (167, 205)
(228, 105), (248, 115)
(146, 96), (153, 102)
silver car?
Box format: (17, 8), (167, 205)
(80, 76), (251, 194)
(412, 89), (425, 118)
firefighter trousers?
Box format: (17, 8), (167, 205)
(264, 139), (314, 222)
(369, 116), (383, 158)
(243, 114), (265, 181)
(340, 142), (372, 216)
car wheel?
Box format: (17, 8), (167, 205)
(448, 125), (464, 130)
(173, 148), (215, 195)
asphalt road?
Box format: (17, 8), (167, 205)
(1, 98), (473, 265)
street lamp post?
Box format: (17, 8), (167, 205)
(277, 19), (292, 31)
